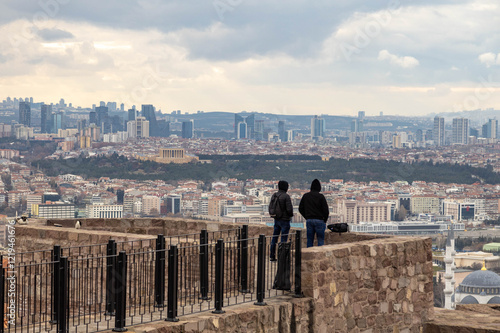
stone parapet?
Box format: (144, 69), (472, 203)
(425, 306), (500, 332)
(302, 236), (434, 332)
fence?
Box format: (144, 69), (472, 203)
(1, 226), (302, 333)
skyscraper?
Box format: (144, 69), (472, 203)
(234, 113), (255, 139)
(52, 112), (64, 133)
(278, 121), (287, 142)
(452, 118), (469, 145)
(19, 101), (31, 126)
(95, 106), (108, 125)
(237, 122), (247, 139)
(311, 115), (325, 139)
(433, 117), (445, 146)
(41, 103), (52, 133)
(482, 119), (498, 139)
(128, 109), (136, 122)
(182, 120), (194, 139)
(254, 120), (265, 141)
(89, 111), (97, 125)
(141, 104), (159, 136)
(351, 119), (363, 133)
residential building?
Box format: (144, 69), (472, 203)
(142, 195), (161, 216)
(19, 101), (31, 127)
(452, 118), (469, 145)
(433, 117), (445, 146)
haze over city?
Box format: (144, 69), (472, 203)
(1, 0), (500, 116)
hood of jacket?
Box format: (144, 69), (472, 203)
(310, 179), (321, 192)
(278, 180), (289, 192)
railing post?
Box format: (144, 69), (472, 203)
(199, 229), (209, 300)
(212, 239), (225, 314)
(0, 256), (4, 333)
(294, 230), (303, 298)
(51, 245), (61, 323)
(57, 257), (69, 333)
(113, 251), (127, 332)
(166, 245), (179, 322)
(105, 239), (117, 316)
(254, 234), (266, 306)
(154, 235), (166, 308)
(239, 225), (249, 293)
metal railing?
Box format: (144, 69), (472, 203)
(1, 226), (302, 333)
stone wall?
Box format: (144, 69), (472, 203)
(301, 236), (434, 332)
(15, 219), (434, 332)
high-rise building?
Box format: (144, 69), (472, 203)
(41, 103), (52, 133)
(433, 117), (445, 146)
(416, 129), (423, 142)
(237, 121), (248, 139)
(311, 115), (325, 139)
(128, 108), (136, 122)
(19, 101), (31, 126)
(182, 120), (194, 139)
(234, 113), (255, 139)
(127, 116), (149, 138)
(254, 120), (265, 141)
(89, 111), (97, 125)
(166, 195), (181, 214)
(278, 121), (287, 142)
(141, 104), (159, 136)
(351, 119), (363, 133)
(358, 111), (365, 120)
(482, 119), (498, 139)
(452, 118), (469, 145)
(95, 106), (108, 125)
(51, 112), (64, 133)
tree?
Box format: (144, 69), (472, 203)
(396, 206), (408, 221)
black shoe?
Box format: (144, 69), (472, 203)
(270, 257), (277, 262)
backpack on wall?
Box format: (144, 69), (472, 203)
(327, 223), (349, 235)
(268, 193), (283, 219)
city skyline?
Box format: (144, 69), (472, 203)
(1, 1), (500, 116)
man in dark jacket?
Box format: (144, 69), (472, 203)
(269, 180), (294, 261)
(299, 179), (329, 247)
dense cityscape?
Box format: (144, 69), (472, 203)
(0, 97), (498, 231)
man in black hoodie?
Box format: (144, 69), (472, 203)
(269, 180), (294, 261)
(299, 179), (329, 247)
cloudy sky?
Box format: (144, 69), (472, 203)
(1, 0), (499, 116)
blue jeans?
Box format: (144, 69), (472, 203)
(306, 219), (326, 248)
(270, 219), (290, 259)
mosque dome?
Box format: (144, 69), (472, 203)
(460, 295), (479, 304)
(487, 296), (500, 304)
(460, 270), (500, 288)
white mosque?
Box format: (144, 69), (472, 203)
(444, 224), (500, 308)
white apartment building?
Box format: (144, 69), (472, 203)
(86, 204), (123, 218)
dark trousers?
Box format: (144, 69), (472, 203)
(306, 219), (326, 247)
(270, 219), (290, 259)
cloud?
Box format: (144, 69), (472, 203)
(478, 52), (500, 67)
(377, 50), (419, 68)
(37, 28), (74, 41)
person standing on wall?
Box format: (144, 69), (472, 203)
(299, 179), (329, 247)
(269, 180), (294, 261)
